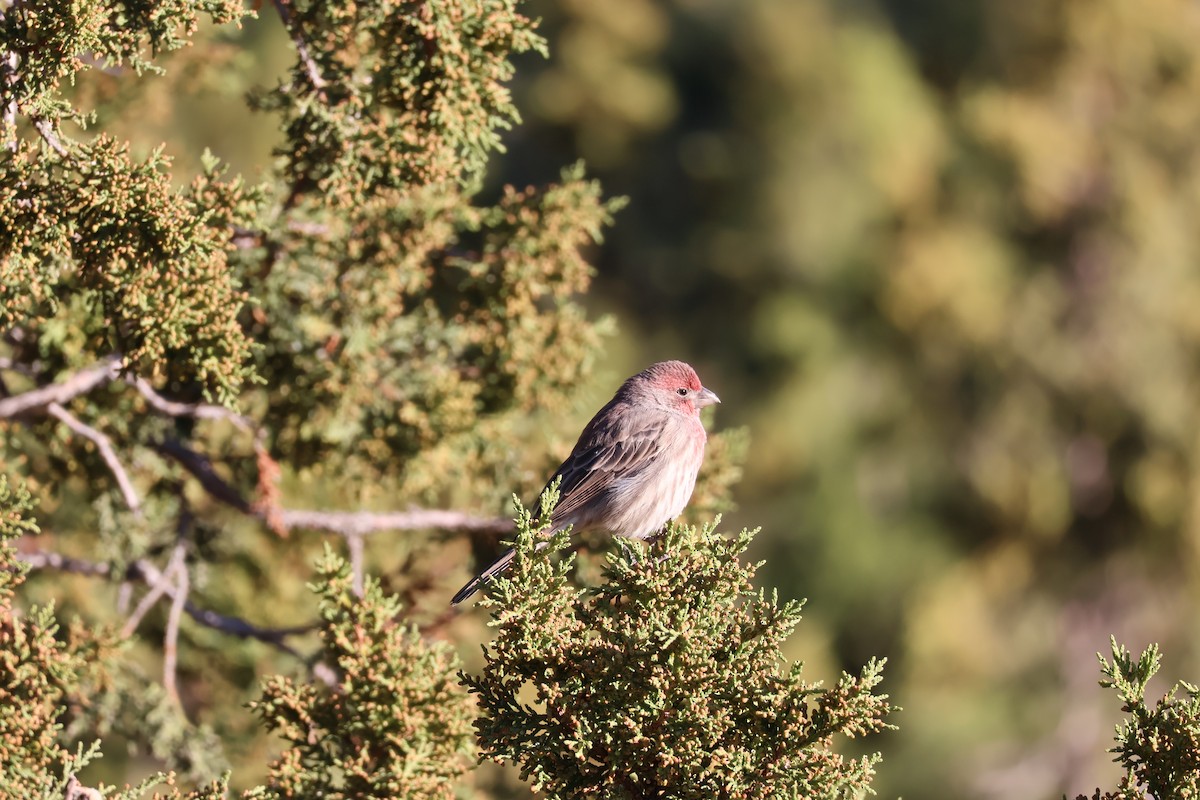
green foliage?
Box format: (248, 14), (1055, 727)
(463, 502), (893, 799)
(0, 476), (92, 797)
(1073, 639), (1200, 800)
(249, 162), (623, 484)
(0, 0), (245, 118)
(1, 138), (263, 402)
(0, 478), (225, 800)
(253, 0), (547, 194)
(0, 599), (101, 797)
(70, 660), (232, 787)
(0, 476), (37, 598)
(247, 548), (474, 799)
(1, 0), (257, 402)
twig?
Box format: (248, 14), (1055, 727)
(278, 508), (513, 536)
(46, 401), (142, 518)
(0, 355), (122, 418)
(0, 356), (40, 376)
(347, 533), (364, 598)
(116, 580), (132, 614)
(162, 543), (188, 707)
(64, 775), (103, 800)
(121, 544), (185, 637)
(133, 557), (313, 656)
(130, 376), (253, 432)
(155, 437), (253, 513)
(0, 356), (249, 434)
(33, 116), (67, 157)
(17, 548), (314, 659)
(158, 437), (513, 536)
(271, 0), (328, 93)
(15, 549), (110, 575)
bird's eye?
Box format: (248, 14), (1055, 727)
(676, 387), (688, 396)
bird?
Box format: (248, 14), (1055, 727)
(451, 360), (720, 605)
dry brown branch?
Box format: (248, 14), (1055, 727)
(0, 355), (121, 418)
(46, 401), (143, 518)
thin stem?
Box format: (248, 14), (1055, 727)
(46, 401), (142, 518)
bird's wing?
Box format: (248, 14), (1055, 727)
(539, 403), (664, 526)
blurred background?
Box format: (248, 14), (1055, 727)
(49, 0), (1200, 797)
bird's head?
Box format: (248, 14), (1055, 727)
(628, 360), (721, 415)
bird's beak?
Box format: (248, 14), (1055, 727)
(695, 387), (721, 408)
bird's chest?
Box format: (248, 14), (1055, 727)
(609, 418), (706, 537)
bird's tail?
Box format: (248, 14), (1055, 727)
(450, 540), (552, 605)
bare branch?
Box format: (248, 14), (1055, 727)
(46, 401), (142, 518)
(347, 533), (364, 598)
(162, 543), (188, 707)
(17, 549), (315, 658)
(130, 376), (252, 432)
(0, 356), (121, 418)
(0, 356), (40, 376)
(121, 544), (185, 638)
(278, 508), (514, 536)
(158, 437), (513, 536)
(33, 116), (68, 157)
(156, 437), (254, 513)
(0, 355), (248, 432)
(16, 549), (111, 575)
(5, 360), (511, 537)
(272, 0), (328, 93)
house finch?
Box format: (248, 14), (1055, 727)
(451, 360), (720, 605)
